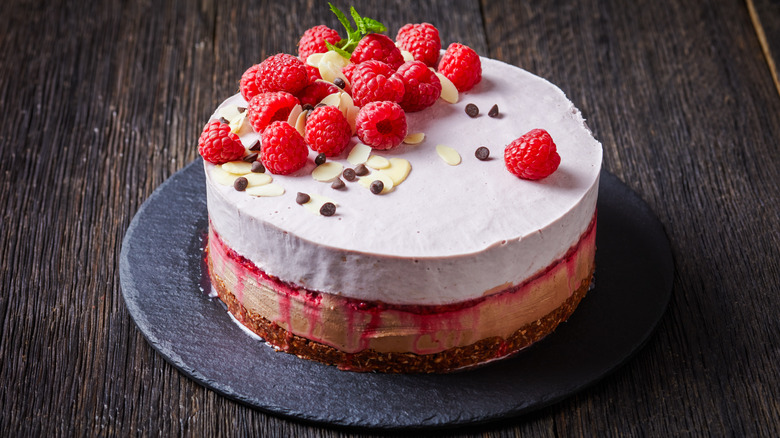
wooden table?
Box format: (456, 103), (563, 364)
(2, 0), (778, 435)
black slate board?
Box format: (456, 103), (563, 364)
(119, 159), (673, 431)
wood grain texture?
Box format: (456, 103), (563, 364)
(0, 0), (778, 436)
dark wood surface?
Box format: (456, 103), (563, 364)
(1, 0), (778, 436)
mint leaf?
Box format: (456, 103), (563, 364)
(327, 3), (388, 55)
(329, 3), (355, 36)
(350, 7), (366, 35)
(326, 41), (352, 59)
(361, 17), (386, 33)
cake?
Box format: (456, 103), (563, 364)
(200, 11), (602, 373)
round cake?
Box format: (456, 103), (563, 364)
(201, 22), (601, 373)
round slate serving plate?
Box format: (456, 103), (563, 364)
(119, 159), (673, 431)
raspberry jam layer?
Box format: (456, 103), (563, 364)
(207, 213), (596, 362)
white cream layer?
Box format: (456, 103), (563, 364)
(205, 57), (602, 305)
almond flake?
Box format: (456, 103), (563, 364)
(347, 105), (359, 134)
(306, 53), (325, 67)
(221, 161), (253, 174)
(379, 158), (412, 185)
(366, 155), (390, 169)
(311, 162), (344, 182)
(229, 111), (252, 136)
(302, 193), (338, 215)
(319, 92), (341, 107)
(217, 105), (242, 123)
(246, 183), (285, 197)
(436, 145), (461, 166)
(244, 172), (272, 187)
(403, 132), (425, 145)
(294, 111), (307, 137)
(401, 50), (414, 61)
(358, 172), (394, 194)
(321, 50), (350, 69)
(212, 166), (241, 186)
(436, 72), (459, 103)
(318, 61), (340, 84)
(347, 143), (372, 165)
(286, 104), (302, 127)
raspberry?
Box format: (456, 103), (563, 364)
(261, 121), (309, 175)
(247, 91), (300, 133)
(297, 25), (341, 62)
(437, 43), (482, 92)
(198, 120), (245, 165)
(396, 23), (441, 67)
(295, 81), (340, 107)
(396, 60), (442, 112)
(350, 34), (404, 69)
(356, 101), (407, 150)
(341, 62), (356, 83)
(305, 63), (322, 82)
(240, 64), (263, 101)
(350, 60), (405, 107)
(256, 54), (310, 95)
(504, 129), (561, 180)
(305, 106), (352, 157)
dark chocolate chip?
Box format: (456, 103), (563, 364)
(342, 168), (356, 181)
(331, 178), (345, 190)
(233, 177), (248, 191)
(296, 192), (310, 205)
(302, 103), (314, 111)
(315, 153), (327, 166)
(354, 164), (369, 176)
(251, 161), (265, 173)
(249, 139), (261, 151)
(243, 153), (258, 163)
(370, 180), (384, 194)
(465, 103), (479, 118)
(333, 77), (346, 89)
(488, 104), (499, 118)
(219, 117), (230, 124)
(237, 107), (247, 113)
(320, 202), (337, 216)
(475, 146), (490, 161)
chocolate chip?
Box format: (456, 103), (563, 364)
(296, 192), (310, 205)
(320, 202), (337, 216)
(302, 103), (314, 111)
(233, 177), (248, 191)
(370, 180), (384, 194)
(219, 116), (230, 124)
(315, 153), (327, 166)
(251, 161), (265, 173)
(334, 77), (346, 89)
(237, 107), (247, 113)
(465, 103), (479, 118)
(243, 153), (258, 163)
(342, 168), (356, 181)
(488, 104), (499, 118)
(331, 178), (345, 190)
(354, 164), (369, 176)
(475, 147), (490, 161)
(249, 139), (261, 151)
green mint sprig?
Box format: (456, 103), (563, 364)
(325, 3), (387, 58)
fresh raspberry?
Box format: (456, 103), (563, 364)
(198, 120), (245, 165)
(356, 101), (407, 150)
(297, 25), (341, 62)
(341, 62), (356, 83)
(240, 64), (263, 101)
(256, 54), (310, 95)
(305, 63), (322, 82)
(305, 106), (352, 157)
(247, 91), (300, 133)
(396, 60), (441, 112)
(396, 23), (441, 67)
(260, 121), (309, 175)
(350, 60), (405, 107)
(437, 43), (482, 92)
(350, 34), (404, 69)
(504, 129), (561, 180)
(295, 81), (340, 107)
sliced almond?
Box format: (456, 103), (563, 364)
(401, 50), (414, 61)
(436, 145), (461, 166)
(244, 172), (272, 187)
(212, 166), (241, 186)
(319, 92), (342, 107)
(306, 52), (325, 67)
(217, 105), (242, 123)
(347, 105), (360, 134)
(294, 111), (307, 137)
(403, 132), (425, 145)
(366, 155), (390, 169)
(311, 162), (344, 182)
(286, 104), (302, 127)
(230, 112), (253, 136)
(379, 158), (412, 185)
(246, 183), (285, 197)
(358, 171), (394, 194)
(436, 72), (459, 103)
(221, 161), (253, 175)
(347, 143), (372, 165)
(321, 50), (350, 69)
(302, 193), (338, 215)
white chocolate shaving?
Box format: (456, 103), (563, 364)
(347, 143), (372, 165)
(436, 145), (461, 166)
(403, 132), (425, 145)
(379, 158), (412, 185)
(436, 72), (459, 103)
(311, 162), (344, 182)
(246, 183), (285, 197)
(366, 155), (390, 169)
(221, 161), (253, 175)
